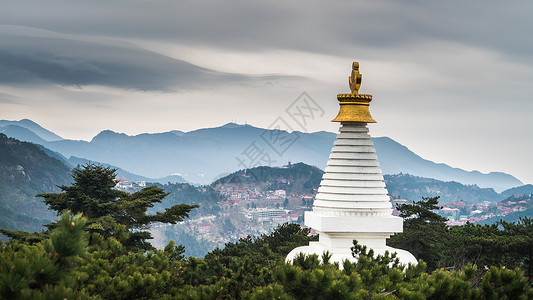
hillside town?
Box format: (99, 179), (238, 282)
(113, 174), (533, 255)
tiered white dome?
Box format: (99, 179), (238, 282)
(313, 123), (392, 216)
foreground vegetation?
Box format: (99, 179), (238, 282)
(1, 164), (533, 299)
(389, 196), (533, 281)
(2, 213), (532, 299)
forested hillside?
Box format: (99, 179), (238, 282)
(0, 134), (71, 233)
(384, 173), (502, 203)
(212, 162), (323, 195)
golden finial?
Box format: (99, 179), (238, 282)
(349, 62), (362, 95)
(332, 61), (376, 123)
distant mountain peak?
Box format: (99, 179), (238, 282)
(170, 130), (184, 137)
(220, 122), (248, 129)
(18, 118), (39, 125)
(0, 125), (47, 145)
(0, 118), (63, 141)
(91, 130), (129, 143)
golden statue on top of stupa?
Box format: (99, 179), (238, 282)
(332, 61), (376, 123)
(349, 62), (362, 95)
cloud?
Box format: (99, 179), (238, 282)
(0, 92), (20, 104)
(0, 28), (298, 91)
(3, 1), (533, 60)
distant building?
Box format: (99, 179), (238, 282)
(441, 207), (460, 217)
(275, 190), (286, 198)
(246, 208), (289, 222)
(135, 181), (146, 187)
(197, 226), (211, 234)
(115, 179), (133, 190)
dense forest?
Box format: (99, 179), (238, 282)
(1, 165), (533, 299)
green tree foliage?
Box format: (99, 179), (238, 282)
(390, 196), (533, 285)
(500, 217), (533, 280)
(174, 223), (315, 298)
(388, 196), (447, 269)
(31, 163), (198, 251)
(0, 211), (93, 299)
(442, 223), (512, 269)
(1, 211), (189, 299)
(73, 237), (185, 299)
(245, 241), (533, 299)
(2, 217), (533, 299)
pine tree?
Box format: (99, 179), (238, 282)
(24, 163), (197, 251)
(500, 217), (533, 281)
(388, 196), (448, 270)
(0, 212), (93, 299)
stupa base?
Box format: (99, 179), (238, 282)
(286, 241), (418, 269)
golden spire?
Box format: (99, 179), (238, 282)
(332, 61), (376, 123)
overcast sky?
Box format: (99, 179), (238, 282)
(1, 0), (532, 184)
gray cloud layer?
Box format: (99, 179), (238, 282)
(2, 1), (533, 91)
(0, 31), (277, 91)
(3, 1), (532, 59)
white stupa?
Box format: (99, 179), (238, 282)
(286, 62), (417, 266)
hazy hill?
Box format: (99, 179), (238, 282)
(373, 137), (521, 193)
(0, 124), (49, 145)
(384, 173), (502, 203)
(0, 133), (71, 233)
(0, 119), (523, 191)
(478, 193), (533, 225)
(212, 162), (324, 195)
(67, 156), (187, 184)
(501, 184), (533, 198)
(0, 119), (63, 141)
(150, 183), (224, 217)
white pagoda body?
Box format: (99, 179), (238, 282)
(286, 62), (417, 266)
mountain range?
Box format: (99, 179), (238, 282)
(0, 119), (524, 192)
